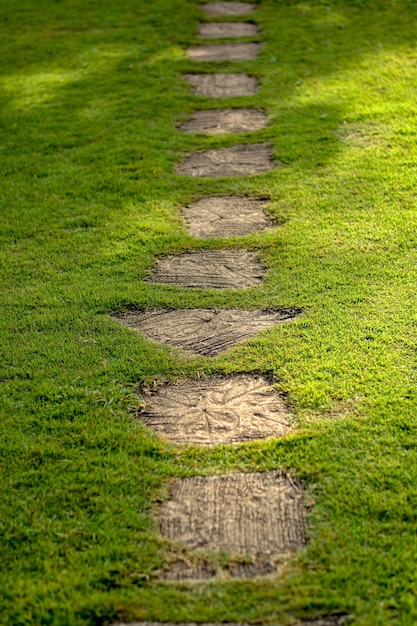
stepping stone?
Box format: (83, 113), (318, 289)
(187, 42), (260, 62)
(185, 73), (259, 97)
(177, 143), (275, 178)
(112, 308), (301, 357)
(181, 196), (274, 239)
(149, 250), (265, 289)
(202, 2), (256, 16)
(198, 22), (259, 39)
(158, 471), (307, 580)
(140, 374), (290, 446)
(179, 108), (268, 134)
(112, 618), (351, 626)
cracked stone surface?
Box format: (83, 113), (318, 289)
(177, 142), (275, 178)
(179, 108), (268, 134)
(185, 73), (259, 97)
(198, 22), (259, 39)
(148, 250), (265, 289)
(202, 2), (256, 16)
(187, 42), (260, 61)
(140, 374), (290, 446)
(113, 307), (301, 356)
(158, 471), (307, 579)
(181, 196), (274, 238)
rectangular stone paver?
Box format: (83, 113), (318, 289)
(198, 22), (259, 39)
(177, 143), (275, 178)
(202, 2), (256, 16)
(187, 43), (260, 62)
(184, 73), (259, 97)
(113, 308), (301, 356)
(140, 374), (290, 445)
(181, 196), (274, 239)
(179, 108), (268, 134)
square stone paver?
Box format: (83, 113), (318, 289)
(112, 307), (301, 356)
(158, 471), (307, 579)
(148, 250), (265, 289)
(181, 196), (274, 238)
(198, 22), (259, 39)
(185, 73), (259, 97)
(140, 374), (291, 446)
(187, 42), (260, 62)
(177, 143), (275, 178)
(202, 2), (256, 16)
(179, 108), (268, 134)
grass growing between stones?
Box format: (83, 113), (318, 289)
(2, 0), (417, 623)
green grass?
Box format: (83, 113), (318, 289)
(3, 0), (417, 623)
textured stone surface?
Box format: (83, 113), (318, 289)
(177, 143), (275, 178)
(198, 22), (259, 39)
(185, 73), (259, 97)
(202, 2), (256, 16)
(140, 374), (290, 445)
(179, 108), (267, 134)
(113, 308), (301, 356)
(149, 250), (265, 289)
(158, 471), (307, 579)
(187, 42), (260, 62)
(182, 196), (274, 239)
(112, 619), (351, 626)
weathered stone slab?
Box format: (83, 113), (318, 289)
(158, 471), (307, 579)
(202, 2), (256, 16)
(113, 617), (351, 626)
(140, 374), (290, 446)
(177, 143), (275, 178)
(149, 250), (265, 289)
(113, 308), (301, 356)
(182, 196), (274, 239)
(185, 73), (259, 97)
(198, 22), (259, 39)
(187, 42), (260, 62)
(179, 108), (268, 134)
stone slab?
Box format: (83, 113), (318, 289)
(182, 196), (274, 239)
(158, 471), (307, 579)
(177, 142), (275, 178)
(112, 619), (351, 626)
(140, 374), (290, 445)
(198, 22), (259, 39)
(187, 42), (260, 62)
(185, 73), (259, 97)
(179, 108), (268, 134)
(202, 2), (256, 16)
(113, 307), (301, 356)
(148, 250), (265, 289)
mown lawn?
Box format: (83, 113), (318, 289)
(2, 0), (417, 624)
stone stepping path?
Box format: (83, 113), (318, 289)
(148, 249), (265, 289)
(113, 308), (300, 356)
(177, 142), (274, 177)
(187, 42), (260, 62)
(198, 22), (259, 39)
(179, 108), (267, 134)
(139, 374), (290, 446)
(181, 196), (274, 239)
(158, 471), (307, 580)
(202, 2), (256, 16)
(185, 73), (259, 97)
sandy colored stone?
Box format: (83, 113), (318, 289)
(177, 143), (275, 178)
(202, 2), (256, 16)
(182, 196), (274, 239)
(148, 250), (265, 289)
(158, 471), (307, 579)
(112, 307), (301, 356)
(113, 619), (351, 626)
(179, 108), (267, 134)
(185, 73), (259, 97)
(198, 22), (259, 39)
(187, 42), (260, 61)
(140, 374), (290, 446)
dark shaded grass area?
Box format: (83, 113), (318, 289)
(2, 0), (417, 624)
